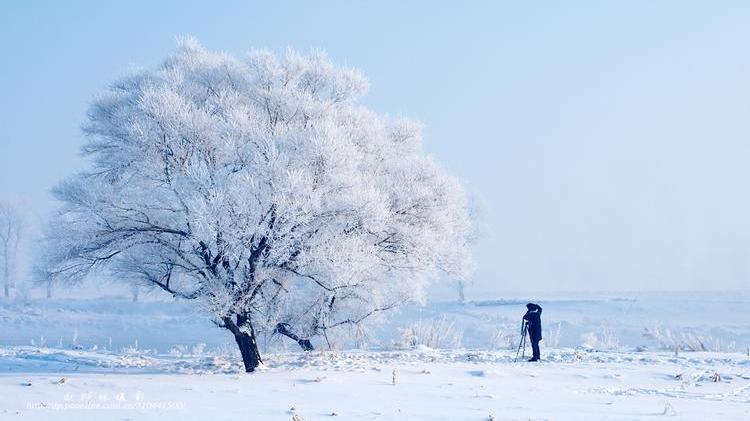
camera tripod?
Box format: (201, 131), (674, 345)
(514, 319), (528, 362)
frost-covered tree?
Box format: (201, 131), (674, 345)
(0, 200), (27, 298)
(43, 39), (472, 371)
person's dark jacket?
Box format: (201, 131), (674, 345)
(523, 303), (543, 340)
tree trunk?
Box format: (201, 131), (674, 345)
(233, 330), (262, 372)
(9, 234), (18, 289)
(224, 316), (262, 372)
(3, 244), (8, 298)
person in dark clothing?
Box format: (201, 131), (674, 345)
(522, 303), (542, 362)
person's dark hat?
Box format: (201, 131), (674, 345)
(526, 303), (534, 310)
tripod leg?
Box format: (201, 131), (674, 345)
(514, 332), (524, 362)
(514, 321), (527, 362)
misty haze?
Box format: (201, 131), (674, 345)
(1, 2), (749, 420)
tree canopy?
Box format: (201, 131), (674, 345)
(44, 39), (473, 370)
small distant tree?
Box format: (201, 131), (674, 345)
(0, 201), (26, 298)
(43, 39), (472, 371)
(131, 284), (140, 302)
(456, 279), (466, 303)
(42, 277), (54, 299)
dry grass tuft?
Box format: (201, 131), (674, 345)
(663, 401), (677, 416)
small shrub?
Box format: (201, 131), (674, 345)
(394, 316), (463, 349)
(581, 327), (619, 350)
(488, 327), (515, 350)
(643, 326), (730, 352)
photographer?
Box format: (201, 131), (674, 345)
(523, 303), (543, 362)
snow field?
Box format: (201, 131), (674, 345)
(1, 346), (749, 420)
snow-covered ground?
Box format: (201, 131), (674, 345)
(1, 346), (749, 420)
(1, 289), (749, 419)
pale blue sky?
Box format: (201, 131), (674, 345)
(2, 1), (750, 294)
